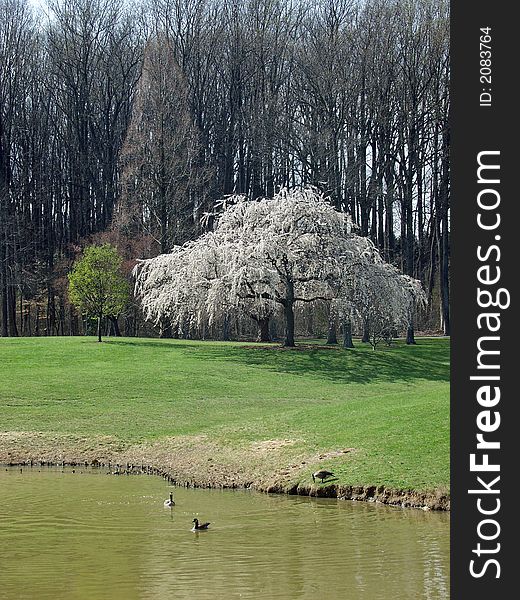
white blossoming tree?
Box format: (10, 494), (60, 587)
(338, 262), (427, 350)
(207, 188), (383, 346)
(134, 187), (427, 348)
(134, 229), (276, 340)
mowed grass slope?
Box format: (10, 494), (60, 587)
(0, 336), (449, 492)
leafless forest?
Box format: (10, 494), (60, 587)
(0, 0), (449, 339)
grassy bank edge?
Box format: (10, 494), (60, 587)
(0, 432), (450, 511)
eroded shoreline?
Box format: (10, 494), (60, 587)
(0, 431), (450, 511)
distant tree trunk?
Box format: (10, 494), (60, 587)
(8, 287), (18, 336)
(1, 251), (8, 336)
(326, 304), (337, 345)
(23, 305), (31, 336)
(256, 317), (271, 342)
(97, 315), (102, 342)
(46, 287), (55, 336)
(283, 280), (295, 347)
(1, 109), (10, 337)
(284, 303), (295, 347)
(439, 126), (450, 335)
(109, 316), (121, 337)
(406, 325), (416, 345)
(160, 317), (172, 338)
(384, 158), (395, 262)
(362, 319), (370, 343)
(67, 305), (73, 335)
(222, 315), (230, 341)
(326, 325), (337, 344)
(269, 319), (278, 342)
(342, 320), (354, 349)
(19, 294), (23, 334)
(370, 333), (377, 351)
(58, 296), (65, 335)
(123, 313), (137, 338)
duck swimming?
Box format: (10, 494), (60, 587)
(312, 469), (334, 484)
(164, 492), (175, 507)
(191, 518), (210, 531)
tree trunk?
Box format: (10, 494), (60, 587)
(97, 315), (102, 342)
(370, 333), (377, 351)
(283, 280), (296, 347)
(257, 317), (271, 343)
(46, 287), (55, 336)
(222, 315), (230, 341)
(8, 286), (18, 336)
(58, 296), (65, 335)
(326, 304), (337, 345)
(342, 320), (354, 349)
(326, 325), (337, 344)
(23, 305), (31, 336)
(269, 319), (278, 342)
(284, 302), (295, 347)
(406, 326), (416, 345)
(19, 293), (23, 334)
(362, 319), (370, 343)
(439, 126), (450, 335)
(109, 315), (121, 337)
(159, 317), (172, 338)
(0, 252), (8, 336)
(384, 158), (395, 262)
(1, 113), (10, 337)
(69, 308), (74, 336)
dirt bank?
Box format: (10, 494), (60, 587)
(0, 431), (450, 511)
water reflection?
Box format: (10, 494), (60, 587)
(0, 468), (449, 599)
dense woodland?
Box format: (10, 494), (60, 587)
(0, 0), (450, 339)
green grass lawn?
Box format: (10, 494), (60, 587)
(0, 336), (449, 492)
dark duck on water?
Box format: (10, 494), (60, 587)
(191, 518), (210, 531)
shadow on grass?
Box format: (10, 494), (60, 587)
(316, 477), (339, 484)
(107, 337), (450, 385)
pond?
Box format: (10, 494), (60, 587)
(0, 467), (449, 599)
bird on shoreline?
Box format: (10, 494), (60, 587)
(191, 518), (210, 531)
(164, 492), (175, 507)
(312, 469), (334, 484)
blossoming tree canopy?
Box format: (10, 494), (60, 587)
(134, 187), (427, 347)
(339, 261), (427, 349)
(212, 189), (382, 346)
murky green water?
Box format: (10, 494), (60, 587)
(0, 467), (449, 599)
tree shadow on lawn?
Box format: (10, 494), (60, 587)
(107, 338), (450, 385)
(102, 338), (194, 350)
